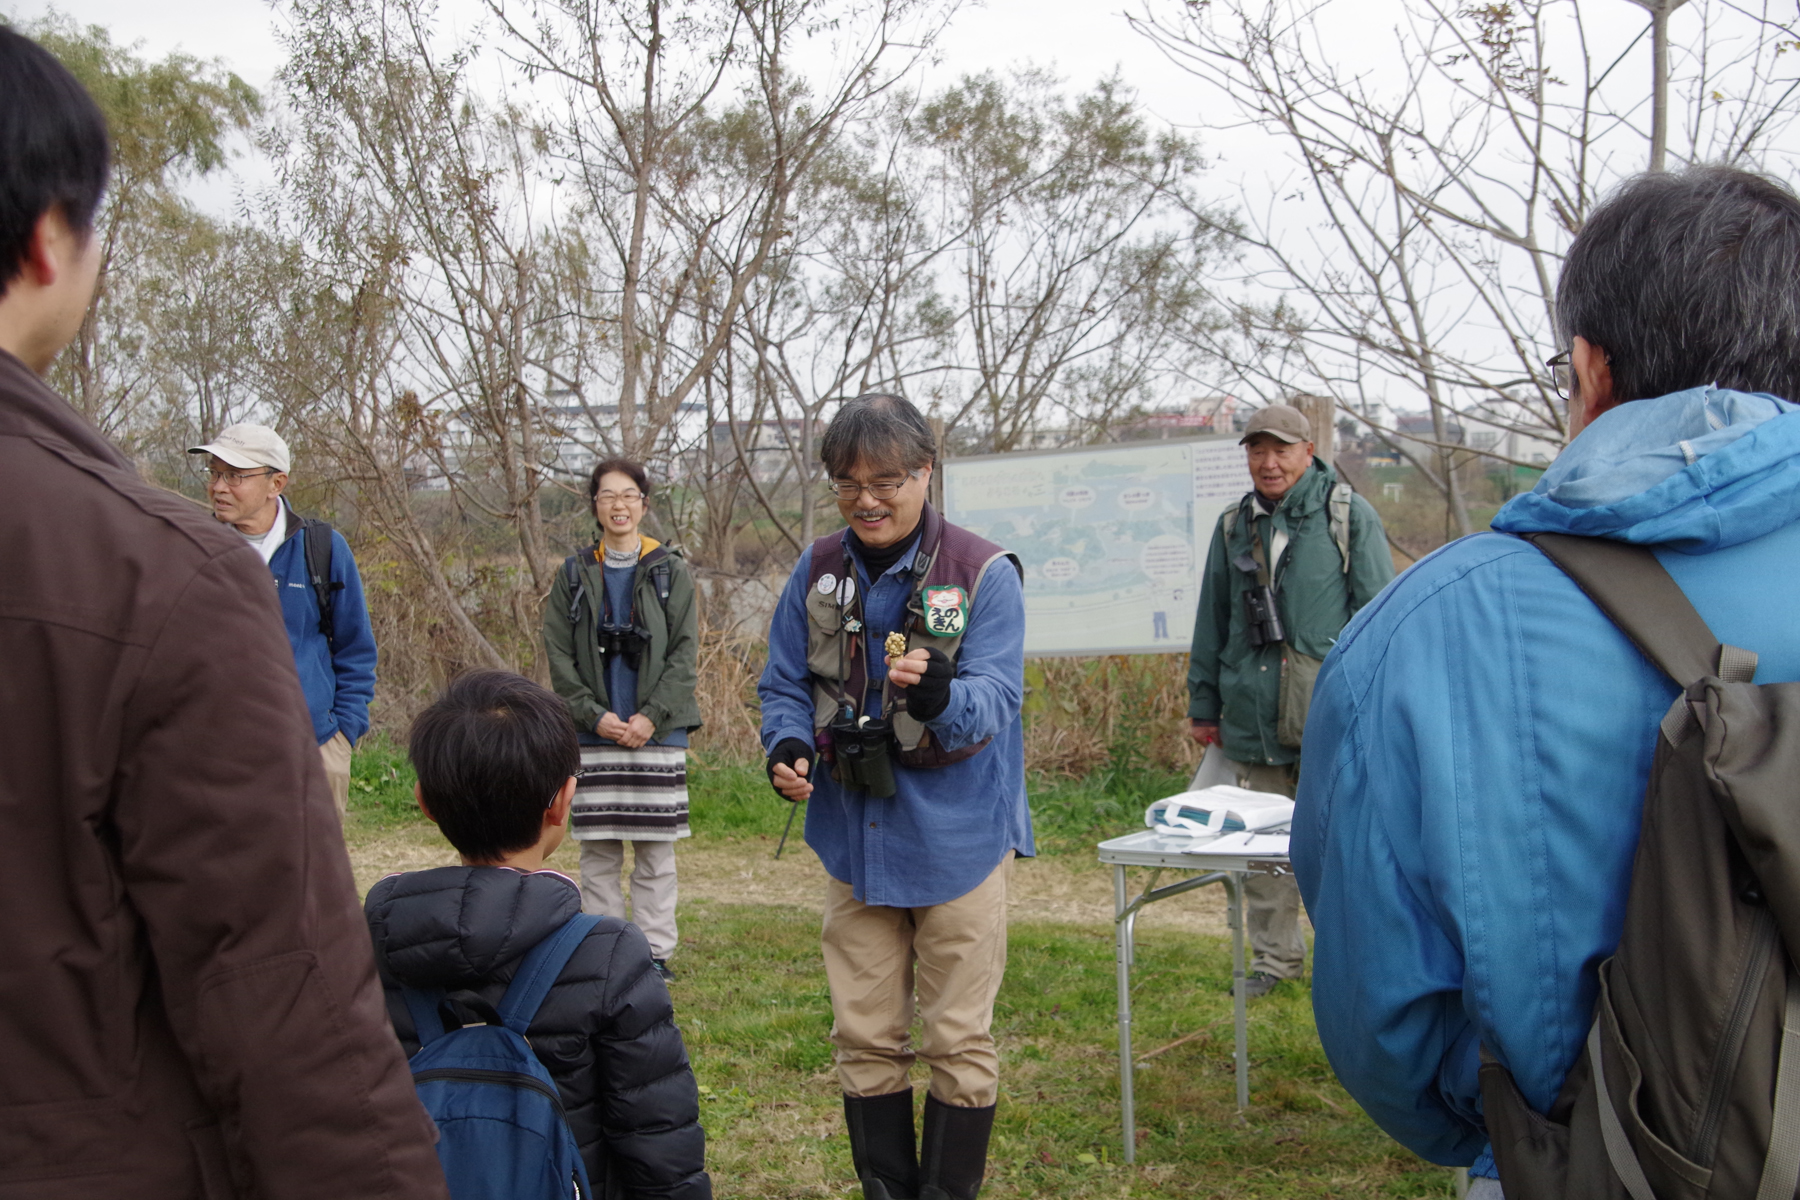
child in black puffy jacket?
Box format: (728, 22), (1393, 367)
(364, 670), (711, 1200)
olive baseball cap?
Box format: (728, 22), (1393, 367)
(1238, 404), (1312, 445)
(187, 423), (291, 473)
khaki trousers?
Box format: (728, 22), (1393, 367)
(822, 853), (1012, 1107)
(580, 839), (679, 960)
(319, 731), (353, 821)
(1231, 758), (1307, 980)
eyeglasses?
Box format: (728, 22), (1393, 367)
(594, 489), (645, 505)
(1545, 350), (1573, 402)
(205, 466), (278, 487)
(826, 472), (919, 501)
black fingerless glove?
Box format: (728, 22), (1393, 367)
(766, 737), (815, 798)
(903, 646), (955, 722)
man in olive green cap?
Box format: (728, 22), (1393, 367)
(1186, 403), (1394, 995)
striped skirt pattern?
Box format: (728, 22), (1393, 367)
(572, 743), (691, 842)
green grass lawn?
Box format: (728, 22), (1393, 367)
(347, 739), (1457, 1197)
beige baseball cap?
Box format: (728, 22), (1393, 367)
(1238, 404), (1312, 446)
(187, 423), (291, 473)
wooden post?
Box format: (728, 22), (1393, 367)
(1292, 394), (1336, 465)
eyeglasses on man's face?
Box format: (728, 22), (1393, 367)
(205, 466), (278, 488)
(826, 472), (919, 502)
(595, 490), (645, 505)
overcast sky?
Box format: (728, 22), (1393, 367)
(2, 0), (1222, 122)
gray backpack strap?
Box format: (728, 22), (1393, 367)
(1758, 967), (1800, 1200)
(1328, 482), (1353, 575)
(1587, 1019), (1660, 1200)
(1522, 532), (1756, 686)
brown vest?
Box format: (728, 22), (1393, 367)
(803, 503), (1020, 767)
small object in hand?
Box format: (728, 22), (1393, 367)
(885, 632), (907, 660)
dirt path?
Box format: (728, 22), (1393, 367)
(348, 826), (1240, 935)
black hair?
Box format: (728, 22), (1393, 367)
(1558, 166), (1800, 404)
(0, 27), (111, 291)
(819, 393), (937, 478)
(408, 670), (579, 861)
(587, 457), (652, 503)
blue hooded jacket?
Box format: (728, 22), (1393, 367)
(1292, 387), (1800, 1178)
(265, 507), (377, 746)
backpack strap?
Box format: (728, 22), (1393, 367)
(496, 913), (602, 1036)
(401, 985), (451, 1049)
(564, 550), (591, 626)
(299, 517), (345, 653)
(1521, 533), (1757, 686)
(1328, 481), (1353, 575)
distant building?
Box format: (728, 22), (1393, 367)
(1113, 395), (1241, 441)
(706, 417), (823, 483)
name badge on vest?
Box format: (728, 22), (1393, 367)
(924, 586), (968, 636)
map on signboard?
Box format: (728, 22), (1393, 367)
(943, 436), (1248, 655)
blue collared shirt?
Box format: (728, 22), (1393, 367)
(758, 536), (1034, 907)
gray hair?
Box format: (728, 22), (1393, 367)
(1558, 166), (1800, 404)
(819, 393), (937, 477)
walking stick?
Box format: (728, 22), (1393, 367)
(775, 801), (800, 860)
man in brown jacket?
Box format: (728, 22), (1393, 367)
(0, 29), (448, 1200)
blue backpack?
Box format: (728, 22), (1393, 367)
(401, 913), (601, 1200)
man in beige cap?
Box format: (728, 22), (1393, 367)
(189, 424), (377, 816)
(1185, 403), (1394, 995)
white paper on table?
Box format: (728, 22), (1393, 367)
(1143, 785), (1294, 837)
(1181, 830), (1291, 858)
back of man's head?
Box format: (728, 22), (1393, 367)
(1559, 166), (1800, 404)
(0, 27), (110, 293)
(408, 670), (580, 862)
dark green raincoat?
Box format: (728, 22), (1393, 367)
(1186, 459), (1394, 767)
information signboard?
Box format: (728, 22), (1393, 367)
(941, 436), (1248, 656)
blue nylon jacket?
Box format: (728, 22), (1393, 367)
(266, 511), (377, 746)
(1293, 387), (1800, 1177)
(758, 535), (1034, 908)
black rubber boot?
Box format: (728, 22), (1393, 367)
(844, 1089), (919, 1200)
(918, 1093), (996, 1200)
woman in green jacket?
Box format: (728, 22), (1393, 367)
(543, 458), (701, 979)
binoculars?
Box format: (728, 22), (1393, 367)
(827, 711), (898, 799)
(597, 621), (651, 671)
(1243, 585), (1286, 647)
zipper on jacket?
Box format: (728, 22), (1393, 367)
(412, 1067), (568, 1113)
(1691, 904), (1777, 1164)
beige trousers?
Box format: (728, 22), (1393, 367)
(580, 839), (679, 960)
(821, 853), (1012, 1107)
(1231, 758), (1307, 980)
(319, 731), (353, 821)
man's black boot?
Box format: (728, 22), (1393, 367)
(918, 1093), (996, 1200)
(844, 1089), (919, 1200)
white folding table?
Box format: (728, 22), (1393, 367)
(1096, 828), (1292, 1164)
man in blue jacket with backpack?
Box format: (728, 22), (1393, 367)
(1293, 167), (1800, 1196)
(190, 423), (377, 816)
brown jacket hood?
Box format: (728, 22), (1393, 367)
(0, 350), (447, 1199)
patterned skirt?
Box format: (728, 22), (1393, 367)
(572, 743), (691, 842)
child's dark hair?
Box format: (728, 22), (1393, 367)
(587, 457), (652, 503)
(408, 670), (579, 861)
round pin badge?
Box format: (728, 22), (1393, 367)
(816, 572), (837, 595)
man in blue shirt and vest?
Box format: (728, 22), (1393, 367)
(1293, 167), (1800, 1197)
(189, 424), (378, 818)
(760, 394), (1032, 1200)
